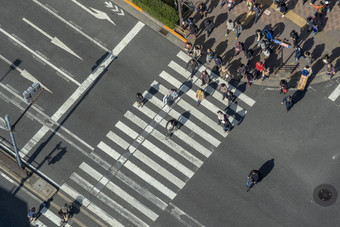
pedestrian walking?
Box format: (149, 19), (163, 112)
(290, 30), (299, 46)
(225, 19), (234, 36)
(225, 90), (234, 106)
(197, 2), (208, 19)
(189, 23), (199, 40)
(217, 110), (232, 133)
(206, 48), (214, 64)
(281, 95), (294, 112)
(27, 207), (37, 222)
(227, 0), (236, 12)
(279, 79), (288, 94)
(325, 0), (331, 12)
(310, 1), (326, 23)
(186, 58), (198, 78)
(304, 51), (313, 65)
(276, 2), (288, 17)
(135, 93), (144, 107)
(218, 83), (228, 100)
(184, 42), (193, 56)
(255, 61), (264, 80)
(204, 19), (215, 37)
(192, 45), (202, 59)
(196, 89), (205, 106)
(165, 118), (179, 139)
(237, 63), (247, 78)
(244, 49), (253, 66)
(234, 21), (242, 40)
(245, 71), (254, 87)
(322, 54), (330, 64)
(246, 170), (260, 191)
(255, 29), (263, 43)
(292, 45), (304, 63)
(325, 63), (336, 78)
(219, 65), (232, 79)
(220, 0), (227, 8)
(306, 17), (315, 32)
(246, 0), (255, 16)
(261, 65), (270, 81)
(235, 41), (245, 56)
(302, 65), (312, 77)
(253, 3), (262, 23)
(312, 23), (318, 35)
(163, 89), (178, 106)
(200, 70), (211, 86)
(214, 55), (223, 69)
(262, 47), (271, 62)
(262, 28), (274, 42)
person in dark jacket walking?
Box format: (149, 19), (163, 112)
(186, 59), (198, 78)
(200, 70), (211, 86)
(247, 170), (260, 191)
(290, 30), (299, 46)
(292, 45), (303, 63)
(197, 3), (208, 19)
(280, 79), (288, 94)
(253, 3), (262, 23)
(189, 23), (199, 39)
(217, 110), (232, 133)
(27, 207), (37, 222)
(281, 95), (294, 112)
(204, 19), (215, 37)
(136, 93), (144, 107)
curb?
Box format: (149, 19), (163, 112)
(0, 144), (57, 201)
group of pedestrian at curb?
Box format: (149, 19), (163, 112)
(27, 203), (72, 226)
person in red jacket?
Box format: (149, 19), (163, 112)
(255, 61), (264, 80)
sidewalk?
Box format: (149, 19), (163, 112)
(183, 0), (340, 87)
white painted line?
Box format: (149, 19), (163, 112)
(0, 27), (81, 86)
(21, 21), (143, 156)
(149, 79), (221, 147)
(158, 72), (239, 125)
(177, 51), (256, 106)
(97, 141), (121, 160)
(70, 173), (149, 227)
(23, 17), (83, 60)
(80, 163), (158, 221)
(115, 171), (168, 210)
(40, 207), (71, 227)
(31, 219), (48, 227)
(32, 0), (109, 51)
(124, 111), (195, 178)
(167, 202), (204, 227)
(79, 162), (103, 179)
(106, 131), (130, 150)
(115, 121), (139, 139)
(169, 61), (247, 117)
(115, 121), (186, 189)
(0, 54), (52, 93)
(124, 160), (177, 199)
(329, 83), (340, 101)
(135, 103), (203, 168)
(60, 184), (124, 227)
(21, 126), (49, 155)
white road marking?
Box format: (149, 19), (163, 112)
(70, 173), (149, 227)
(71, 0), (116, 25)
(0, 54), (52, 93)
(106, 131), (130, 150)
(40, 207), (71, 227)
(79, 162), (159, 221)
(177, 51), (256, 106)
(22, 17), (83, 60)
(167, 202), (204, 227)
(0, 27), (81, 86)
(115, 121), (186, 189)
(21, 21), (144, 156)
(32, 0), (109, 51)
(97, 141), (121, 160)
(134, 103), (203, 168)
(328, 83), (340, 101)
(60, 183), (124, 227)
(124, 110), (195, 178)
(124, 160), (177, 199)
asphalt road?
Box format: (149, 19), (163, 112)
(0, 0), (339, 226)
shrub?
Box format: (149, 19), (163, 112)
(132, 0), (179, 28)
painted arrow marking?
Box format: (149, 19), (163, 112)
(105, 1), (124, 16)
(0, 54), (52, 93)
(22, 18), (83, 60)
(72, 0), (116, 25)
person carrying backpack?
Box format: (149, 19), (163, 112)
(204, 19), (215, 37)
(217, 110), (232, 133)
(163, 89), (178, 106)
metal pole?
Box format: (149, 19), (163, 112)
(5, 114), (22, 168)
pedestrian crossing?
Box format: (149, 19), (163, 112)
(59, 51), (256, 226)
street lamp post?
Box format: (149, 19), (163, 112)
(4, 114), (22, 168)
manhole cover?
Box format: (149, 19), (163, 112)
(313, 184), (337, 206)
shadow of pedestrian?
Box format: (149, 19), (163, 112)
(330, 47), (340, 64)
(288, 71), (300, 88)
(70, 198), (82, 217)
(48, 146), (67, 165)
(258, 159), (275, 182)
(286, 0), (298, 10)
(292, 89), (307, 105)
(302, 37), (314, 52)
(143, 83), (160, 105)
(272, 22), (285, 37)
(177, 111), (191, 129)
(244, 35), (255, 49)
(214, 12), (228, 28)
(215, 39), (228, 56)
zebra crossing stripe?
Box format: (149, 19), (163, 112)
(97, 141), (121, 160)
(31, 219), (48, 227)
(124, 160), (177, 199)
(134, 103), (203, 168)
(328, 83), (340, 101)
(176, 51), (256, 107)
(115, 121), (187, 189)
(70, 173), (150, 227)
(78, 163), (159, 221)
(60, 184), (124, 227)
(169, 61), (247, 117)
(147, 81), (221, 147)
(157, 73), (239, 125)
(106, 131), (130, 150)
